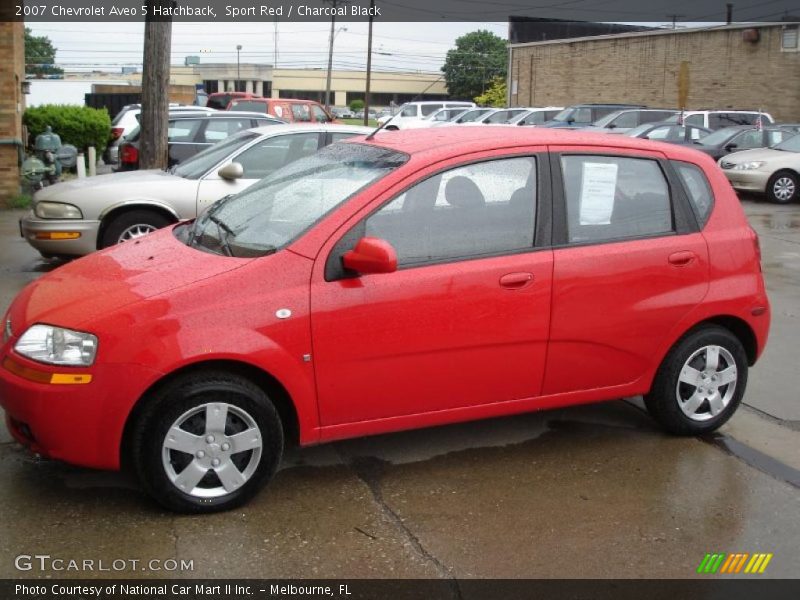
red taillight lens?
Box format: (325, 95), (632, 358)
(120, 144), (138, 165)
(111, 127), (124, 140)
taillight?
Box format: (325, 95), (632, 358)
(120, 144), (139, 165)
(111, 127), (124, 140)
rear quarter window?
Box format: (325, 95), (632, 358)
(673, 162), (714, 227)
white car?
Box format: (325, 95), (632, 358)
(663, 110), (774, 130)
(402, 107), (471, 129)
(461, 108), (532, 126)
(22, 124), (373, 258)
(506, 107), (565, 127)
(106, 104), (217, 164)
(433, 107), (497, 127)
(379, 101), (476, 130)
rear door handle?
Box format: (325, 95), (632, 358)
(499, 272), (534, 289)
(668, 251), (696, 266)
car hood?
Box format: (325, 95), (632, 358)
(721, 147), (798, 164)
(8, 227), (250, 333)
(34, 170), (186, 203)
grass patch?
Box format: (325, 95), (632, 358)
(341, 118), (379, 127)
(8, 192), (32, 209)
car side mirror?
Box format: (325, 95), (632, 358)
(342, 237), (398, 275)
(607, 123), (616, 129)
(724, 143), (738, 152)
(218, 162), (243, 180)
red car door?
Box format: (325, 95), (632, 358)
(309, 153), (554, 427)
(542, 148), (710, 395)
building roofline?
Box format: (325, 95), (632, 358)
(507, 21), (795, 49)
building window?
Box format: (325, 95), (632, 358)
(782, 26), (799, 51)
(203, 80), (219, 94)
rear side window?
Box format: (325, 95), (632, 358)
(167, 119), (204, 142)
(312, 105), (331, 123)
(229, 100), (266, 113)
(561, 155), (673, 243)
(611, 112), (638, 128)
(673, 162), (714, 227)
(710, 113), (758, 128)
(292, 104), (312, 122)
(400, 105), (418, 117)
(421, 104), (444, 116)
(365, 157), (537, 266)
(520, 111), (546, 126)
(685, 114), (704, 127)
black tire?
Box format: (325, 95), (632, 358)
(130, 371), (284, 513)
(644, 326), (748, 436)
(766, 170), (798, 204)
(99, 209), (172, 248)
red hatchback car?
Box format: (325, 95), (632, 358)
(0, 128), (769, 512)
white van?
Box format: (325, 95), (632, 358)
(379, 101), (476, 130)
(664, 110), (774, 130)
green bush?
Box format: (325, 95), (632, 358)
(349, 99), (365, 113)
(23, 105), (111, 154)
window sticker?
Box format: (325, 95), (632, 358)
(579, 162), (618, 225)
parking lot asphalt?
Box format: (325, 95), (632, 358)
(0, 197), (798, 580)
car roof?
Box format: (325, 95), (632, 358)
(168, 111), (280, 120)
(357, 126), (712, 162)
(248, 123), (375, 135)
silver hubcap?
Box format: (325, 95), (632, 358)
(676, 345), (738, 422)
(162, 403), (263, 498)
(117, 223), (157, 243)
(773, 177), (795, 201)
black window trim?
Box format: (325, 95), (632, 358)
(324, 152), (553, 282)
(550, 151), (697, 249)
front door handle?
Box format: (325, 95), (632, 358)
(668, 251), (696, 267)
(499, 272), (534, 289)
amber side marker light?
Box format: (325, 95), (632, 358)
(34, 232), (81, 240)
(2, 356), (92, 385)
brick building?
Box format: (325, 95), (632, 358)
(0, 22), (25, 207)
(507, 23), (800, 121)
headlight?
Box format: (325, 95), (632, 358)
(732, 161), (766, 171)
(14, 324), (98, 366)
(34, 201), (83, 219)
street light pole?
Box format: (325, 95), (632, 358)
(324, 8), (337, 109)
(363, 0), (375, 125)
(236, 44), (242, 92)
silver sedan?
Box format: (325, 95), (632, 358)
(21, 124), (373, 258)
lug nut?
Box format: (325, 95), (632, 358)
(221, 442), (230, 451)
(206, 435), (215, 443)
(196, 450), (205, 459)
(211, 458), (220, 467)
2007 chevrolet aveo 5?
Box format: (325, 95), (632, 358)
(0, 128), (770, 513)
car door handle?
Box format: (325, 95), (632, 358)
(499, 272), (534, 289)
(668, 251), (696, 266)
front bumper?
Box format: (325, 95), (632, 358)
(721, 169), (770, 194)
(0, 350), (163, 470)
(20, 212), (101, 257)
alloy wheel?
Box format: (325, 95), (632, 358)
(773, 177), (795, 202)
(675, 345), (738, 422)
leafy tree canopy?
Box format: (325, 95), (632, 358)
(474, 77), (507, 107)
(25, 28), (64, 77)
(442, 30), (507, 101)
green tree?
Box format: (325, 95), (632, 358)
(24, 27), (64, 77)
(474, 77), (507, 107)
(349, 99), (365, 113)
(442, 30), (507, 101)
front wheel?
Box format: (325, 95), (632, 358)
(100, 209), (172, 248)
(644, 326), (748, 435)
(131, 371), (284, 513)
(766, 171), (798, 204)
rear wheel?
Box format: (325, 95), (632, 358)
(131, 371), (284, 513)
(100, 209), (172, 248)
(766, 171), (798, 204)
(644, 326), (748, 435)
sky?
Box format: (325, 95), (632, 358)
(27, 21), (516, 74)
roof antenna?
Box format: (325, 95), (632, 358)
(366, 73), (447, 141)
(365, 117), (388, 141)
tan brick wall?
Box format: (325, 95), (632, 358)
(0, 22), (25, 207)
(510, 26), (800, 122)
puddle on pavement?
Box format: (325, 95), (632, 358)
(701, 432), (800, 489)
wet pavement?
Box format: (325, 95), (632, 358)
(0, 197), (798, 580)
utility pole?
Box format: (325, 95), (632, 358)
(363, 0), (375, 125)
(139, 0), (173, 171)
(324, 2), (338, 109)
(236, 44), (242, 91)
(667, 14), (685, 29)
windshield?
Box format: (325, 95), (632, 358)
(626, 123), (653, 137)
(773, 135), (800, 152)
(592, 111), (624, 128)
(172, 131), (260, 179)
(189, 143), (408, 257)
(696, 128), (737, 146)
(458, 109), (491, 123)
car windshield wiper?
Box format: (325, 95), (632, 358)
(207, 214), (236, 257)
